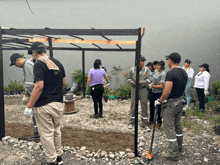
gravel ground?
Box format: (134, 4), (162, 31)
(1, 95), (220, 165)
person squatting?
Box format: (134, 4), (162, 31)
(10, 45), (211, 164)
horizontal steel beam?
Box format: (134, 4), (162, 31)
(2, 29), (139, 36)
(2, 47), (136, 52)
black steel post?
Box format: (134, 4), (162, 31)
(82, 50), (85, 98)
(134, 28), (142, 157)
(48, 37), (53, 58)
(0, 27), (5, 140)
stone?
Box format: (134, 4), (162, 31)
(194, 153), (201, 157)
(20, 144), (27, 149)
(9, 139), (15, 143)
(18, 140), (24, 144)
(2, 136), (10, 141)
(109, 153), (115, 159)
(3, 141), (8, 145)
(86, 153), (93, 158)
(127, 153), (135, 158)
(126, 148), (132, 153)
(101, 151), (107, 157)
(92, 159), (96, 162)
(204, 157), (208, 163)
(80, 146), (86, 151)
(119, 151), (125, 157)
(28, 142), (32, 146)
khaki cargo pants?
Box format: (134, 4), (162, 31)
(129, 87), (149, 126)
(34, 102), (64, 163)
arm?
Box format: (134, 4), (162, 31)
(139, 67), (151, 86)
(159, 81), (173, 102)
(152, 72), (165, 89)
(27, 81), (44, 108)
(63, 77), (66, 86)
(204, 73), (211, 91)
(127, 68), (135, 86)
(152, 84), (164, 89)
(87, 77), (91, 87)
(24, 63), (35, 95)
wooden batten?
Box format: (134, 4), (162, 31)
(29, 38), (136, 45)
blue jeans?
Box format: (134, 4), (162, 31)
(185, 80), (191, 107)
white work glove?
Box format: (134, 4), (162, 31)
(24, 107), (33, 118)
(148, 84), (152, 89)
(22, 94), (29, 105)
(154, 99), (162, 107)
(204, 90), (209, 96)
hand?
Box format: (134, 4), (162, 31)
(133, 81), (136, 86)
(24, 107), (33, 118)
(103, 80), (107, 84)
(22, 94), (29, 105)
(148, 84), (152, 89)
(154, 99), (162, 107)
(204, 90), (209, 96)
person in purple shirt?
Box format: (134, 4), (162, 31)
(87, 59), (108, 119)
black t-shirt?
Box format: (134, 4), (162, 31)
(34, 57), (66, 107)
(165, 68), (188, 99)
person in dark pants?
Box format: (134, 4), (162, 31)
(146, 62), (155, 126)
(87, 59), (108, 118)
(194, 63), (211, 111)
(148, 60), (166, 128)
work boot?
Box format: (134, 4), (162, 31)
(148, 121), (154, 125)
(177, 136), (183, 152)
(57, 156), (63, 165)
(28, 131), (40, 140)
(162, 150), (179, 162)
(98, 113), (103, 118)
(155, 123), (161, 129)
(90, 114), (99, 119)
(162, 141), (180, 161)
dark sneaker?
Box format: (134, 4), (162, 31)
(148, 121), (154, 125)
(28, 132), (40, 140)
(57, 156), (63, 165)
(90, 114), (99, 119)
(162, 151), (179, 162)
(98, 113), (103, 118)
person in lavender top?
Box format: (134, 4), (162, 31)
(87, 59), (108, 119)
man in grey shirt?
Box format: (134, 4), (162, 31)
(9, 53), (40, 140)
(127, 56), (151, 131)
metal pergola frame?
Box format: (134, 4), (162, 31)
(0, 27), (144, 157)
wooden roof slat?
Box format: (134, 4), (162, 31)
(29, 38), (136, 45)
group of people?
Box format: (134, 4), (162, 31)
(86, 52), (211, 161)
(9, 43), (211, 163)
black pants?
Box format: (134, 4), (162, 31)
(91, 84), (104, 114)
(195, 88), (205, 111)
(149, 92), (162, 124)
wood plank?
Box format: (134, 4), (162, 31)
(29, 38), (136, 45)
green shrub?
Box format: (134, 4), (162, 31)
(71, 69), (88, 91)
(213, 81), (220, 99)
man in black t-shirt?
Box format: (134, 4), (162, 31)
(154, 52), (188, 161)
(26, 42), (66, 165)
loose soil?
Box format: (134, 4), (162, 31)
(6, 123), (134, 152)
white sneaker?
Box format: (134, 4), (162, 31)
(128, 125), (133, 129)
(146, 126), (151, 132)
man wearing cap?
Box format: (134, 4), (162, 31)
(9, 53), (40, 140)
(127, 56), (151, 131)
(154, 52), (188, 161)
(26, 42), (66, 165)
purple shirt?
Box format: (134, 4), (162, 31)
(88, 68), (106, 87)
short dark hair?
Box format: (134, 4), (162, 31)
(35, 49), (46, 54)
(157, 60), (165, 70)
(146, 62), (153, 67)
(153, 61), (158, 65)
(94, 59), (102, 69)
